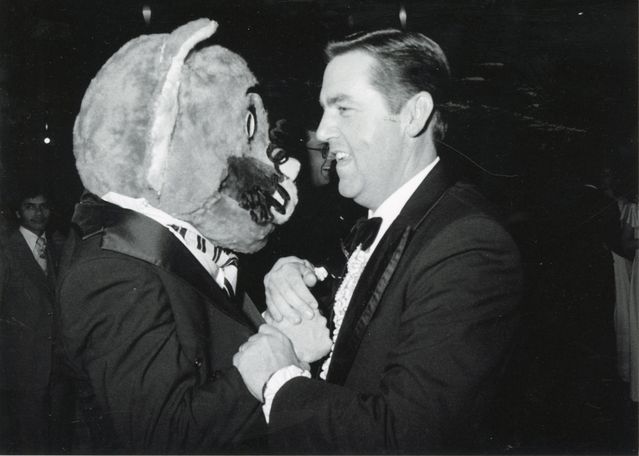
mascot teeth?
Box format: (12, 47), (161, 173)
(336, 152), (348, 161)
(277, 155), (300, 181)
(270, 156), (299, 224)
(270, 178), (297, 224)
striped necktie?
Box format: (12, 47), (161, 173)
(168, 225), (238, 297)
(35, 236), (48, 272)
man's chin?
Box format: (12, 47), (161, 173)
(23, 225), (46, 235)
(337, 180), (358, 200)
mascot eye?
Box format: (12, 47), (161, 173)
(245, 107), (257, 140)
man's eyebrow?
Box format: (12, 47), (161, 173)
(321, 94), (351, 108)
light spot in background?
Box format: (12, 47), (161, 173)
(142, 4), (152, 25)
(399, 3), (407, 29)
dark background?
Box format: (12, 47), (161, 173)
(0, 2), (637, 452)
(0, 0), (636, 222)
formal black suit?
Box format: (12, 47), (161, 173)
(0, 227), (61, 452)
(57, 194), (266, 453)
(268, 163), (523, 453)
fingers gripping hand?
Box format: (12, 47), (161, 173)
(233, 324), (303, 402)
(264, 257), (319, 324)
(264, 310), (332, 363)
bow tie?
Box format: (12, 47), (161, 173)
(343, 217), (382, 255)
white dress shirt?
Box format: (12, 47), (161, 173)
(102, 192), (238, 295)
(19, 226), (48, 272)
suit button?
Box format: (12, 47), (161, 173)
(210, 370), (221, 380)
(47, 312), (53, 317)
(194, 357), (203, 368)
(47, 336), (52, 341)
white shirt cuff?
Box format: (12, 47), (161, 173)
(262, 364), (311, 423)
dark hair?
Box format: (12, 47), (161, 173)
(325, 29), (451, 141)
(11, 181), (51, 212)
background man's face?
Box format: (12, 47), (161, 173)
(316, 51), (404, 210)
(305, 130), (331, 188)
(17, 195), (50, 235)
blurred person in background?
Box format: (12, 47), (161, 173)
(0, 183), (70, 453)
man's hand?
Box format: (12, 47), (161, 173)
(264, 256), (319, 324)
(233, 324), (306, 402)
(264, 310), (332, 363)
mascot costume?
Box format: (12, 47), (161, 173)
(57, 19), (299, 453)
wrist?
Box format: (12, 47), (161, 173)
(260, 370), (278, 403)
(261, 364), (311, 422)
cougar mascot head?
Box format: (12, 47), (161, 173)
(74, 18), (299, 253)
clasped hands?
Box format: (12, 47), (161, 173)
(233, 257), (332, 401)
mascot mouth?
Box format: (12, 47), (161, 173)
(220, 147), (299, 226)
(239, 175), (291, 225)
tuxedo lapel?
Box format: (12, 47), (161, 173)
(327, 226), (412, 384)
(327, 163), (453, 384)
(73, 194), (253, 328)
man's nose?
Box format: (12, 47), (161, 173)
(34, 205), (49, 216)
(315, 113), (334, 143)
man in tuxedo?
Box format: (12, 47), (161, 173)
(233, 29), (523, 453)
(0, 188), (63, 453)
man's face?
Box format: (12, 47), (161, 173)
(16, 195), (50, 235)
(305, 130), (331, 188)
(317, 51), (404, 210)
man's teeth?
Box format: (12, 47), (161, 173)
(336, 152), (349, 161)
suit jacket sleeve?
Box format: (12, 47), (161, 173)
(58, 255), (264, 452)
(269, 215), (522, 453)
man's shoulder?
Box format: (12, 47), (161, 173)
(6, 226), (25, 243)
(407, 180), (518, 261)
(447, 181), (498, 213)
(62, 230), (156, 280)
(1, 228), (31, 258)
(426, 180), (505, 229)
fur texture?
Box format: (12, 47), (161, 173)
(74, 19), (299, 253)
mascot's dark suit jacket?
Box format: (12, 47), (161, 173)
(57, 193), (265, 453)
(0, 228), (62, 451)
(269, 163), (523, 453)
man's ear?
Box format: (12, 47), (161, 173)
(401, 91), (434, 138)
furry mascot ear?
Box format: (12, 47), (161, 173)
(73, 19), (220, 201)
(146, 20), (218, 195)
